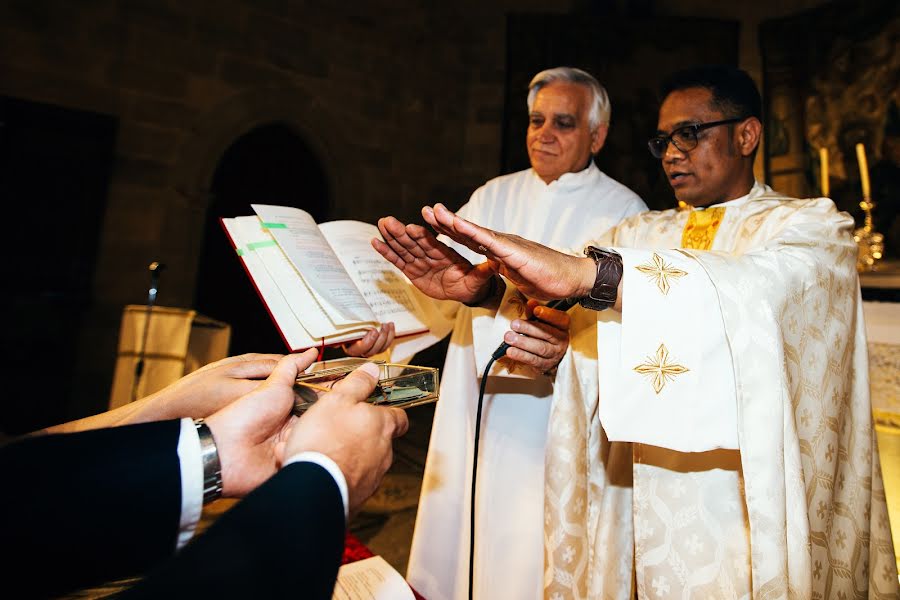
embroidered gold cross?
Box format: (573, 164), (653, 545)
(633, 343), (689, 394)
(635, 253), (687, 295)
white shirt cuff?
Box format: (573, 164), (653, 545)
(284, 452), (349, 522)
(176, 417), (203, 551)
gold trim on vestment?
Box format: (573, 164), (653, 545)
(681, 207), (726, 250)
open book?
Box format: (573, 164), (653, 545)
(221, 204), (430, 352)
(333, 555), (416, 600)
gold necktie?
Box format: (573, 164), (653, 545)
(681, 207), (726, 250)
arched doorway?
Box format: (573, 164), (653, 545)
(194, 122), (330, 355)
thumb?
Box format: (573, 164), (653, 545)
(222, 357), (280, 380)
(473, 261), (497, 280)
(329, 362), (380, 402)
(264, 349), (319, 389)
(533, 304), (571, 329)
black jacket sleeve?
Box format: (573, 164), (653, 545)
(117, 461), (347, 600)
(1, 420), (183, 599)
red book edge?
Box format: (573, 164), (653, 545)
(219, 217), (428, 354)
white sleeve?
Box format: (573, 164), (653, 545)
(175, 417), (203, 551)
(284, 452), (349, 522)
(597, 248), (738, 452)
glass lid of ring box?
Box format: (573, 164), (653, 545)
(293, 358), (439, 414)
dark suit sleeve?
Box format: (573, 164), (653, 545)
(118, 461), (347, 600)
(1, 420), (183, 599)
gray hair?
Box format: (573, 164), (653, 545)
(526, 67), (611, 130)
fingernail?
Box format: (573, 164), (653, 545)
(359, 362), (380, 378)
(511, 321), (520, 332)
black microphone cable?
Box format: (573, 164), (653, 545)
(467, 296), (579, 600)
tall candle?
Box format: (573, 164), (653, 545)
(819, 146), (829, 197)
(855, 143), (871, 199)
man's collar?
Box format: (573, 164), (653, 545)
(696, 180), (769, 210)
(540, 159), (598, 188)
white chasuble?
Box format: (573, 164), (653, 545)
(406, 165), (646, 600)
(544, 183), (899, 599)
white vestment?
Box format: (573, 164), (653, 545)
(405, 164), (646, 600)
(544, 182), (899, 599)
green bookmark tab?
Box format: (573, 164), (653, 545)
(262, 222), (287, 229)
(236, 248), (245, 256)
(248, 240), (279, 251)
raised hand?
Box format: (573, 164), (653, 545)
(372, 215), (496, 305)
(423, 203), (596, 301)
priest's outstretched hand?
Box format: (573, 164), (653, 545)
(372, 214), (497, 305)
(421, 203), (596, 302)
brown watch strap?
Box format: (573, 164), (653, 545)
(579, 246), (622, 311)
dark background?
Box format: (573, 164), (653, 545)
(0, 0), (896, 433)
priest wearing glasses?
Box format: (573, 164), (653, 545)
(374, 65), (898, 599)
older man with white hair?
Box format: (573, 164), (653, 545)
(396, 67), (645, 600)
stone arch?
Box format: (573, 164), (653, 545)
(172, 85), (362, 217)
(165, 85), (363, 325)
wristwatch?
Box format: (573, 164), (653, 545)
(578, 246), (622, 311)
(194, 418), (223, 504)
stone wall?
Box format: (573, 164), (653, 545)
(0, 0), (832, 421)
(0, 0), (574, 419)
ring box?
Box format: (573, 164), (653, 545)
(293, 358), (439, 415)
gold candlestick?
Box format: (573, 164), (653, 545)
(853, 198), (884, 272)
(855, 143), (871, 199)
(852, 144), (883, 272)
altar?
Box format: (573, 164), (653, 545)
(861, 262), (900, 576)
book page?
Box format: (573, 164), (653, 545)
(251, 204), (376, 324)
(332, 556), (415, 600)
(221, 218), (316, 350)
(319, 220), (428, 337)
(226, 217), (373, 347)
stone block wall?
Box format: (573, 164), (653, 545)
(0, 0), (573, 419)
(0, 0), (832, 421)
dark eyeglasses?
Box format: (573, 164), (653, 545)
(647, 117), (746, 159)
